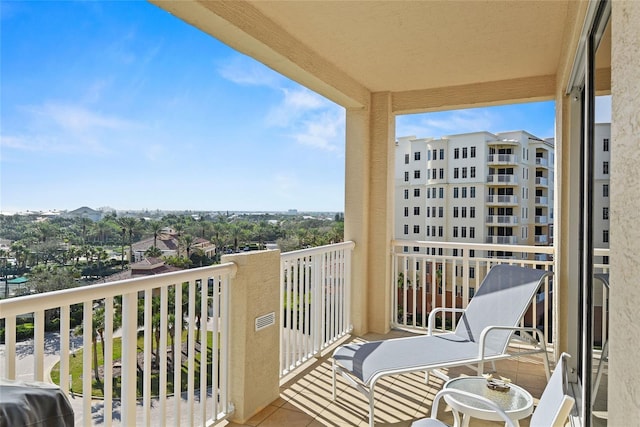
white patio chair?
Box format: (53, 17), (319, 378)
(332, 264), (552, 426)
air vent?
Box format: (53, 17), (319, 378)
(255, 312), (276, 331)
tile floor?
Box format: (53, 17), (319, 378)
(224, 330), (562, 427)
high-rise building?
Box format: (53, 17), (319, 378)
(395, 130), (556, 259)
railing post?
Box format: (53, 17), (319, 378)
(121, 292), (138, 426)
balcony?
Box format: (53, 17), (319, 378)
(485, 215), (519, 225)
(536, 157), (549, 167)
(484, 235), (518, 244)
(0, 240), (609, 426)
(536, 215), (549, 224)
(535, 196), (549, 205)
(487, 154), (518, 165)
(486, 194), (518, 205)
(486, 174), (518, 185)
(535, 177), (549, 187)
(535, 234), (549, 244)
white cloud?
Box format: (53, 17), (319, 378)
(217, 54), (283, 87)
(273, 172), (300, 199)
(290, 110), (344, 152)
(1, 102), (139, 154)
(397, 109), (502, 139)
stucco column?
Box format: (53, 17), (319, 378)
(222, 250), (281, 424)
(345, 107), (371, 335)
(367, 92), (395, 334)
(554, 91), (582, 363)
(609, 1), (640, 423)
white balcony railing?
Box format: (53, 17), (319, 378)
(535, 235), (549, 244)
(279, 241), (354, 378)
(391, 240), (555, 343)
(535, 157), (549, 167)
(536, 215), (549, 224)
(487, 174), (517, 184)
(535, 177), (549, 186)
(486, 195), (518, 204)
(485, 215), (519, 225)
(0, 263), (237, 426)
(485, 236), (518, 244)
(535, 196), (549, 204)
(487, 154), (518, 164)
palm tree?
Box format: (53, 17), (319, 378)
(117, 217), (139, 264)
(78, 218), (93, 245)
(181, 234), (195, 260)
(147, 220), (164, 250)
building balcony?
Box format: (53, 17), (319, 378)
(0, 240), (609, 426)
(536, 157), (549, 167)
(485, 215), (519, 225)
(536, 215), (549, 224)
(535, 234), (549, 244)
(486, 194), (518, 205)
(487, 174), (518, 185)
(485, 235), (517, 244)
(535, 196), (549, 205)
(535, 177), (549, 187)
(487, 154), (518, 165)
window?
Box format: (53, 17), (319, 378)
(603, 184), (609, 197)
(462, 167), (468, 178)
(470, 227), (475, 238)
(603, 207), (609, 220)
(603, 161), (609, 174)
(426, 189), (431, 199)
(432, 168), (437, 179)
(462, 187), (467, 198)
(439, 207), (444, 217)
(413, 225), (420, 234)
(404, 154), (410, 164)
(404, 189), (409, 199)
(470, 166), (476, 178)
(427, 208), (430, 218)
(426, 226), (430, 235)
(414, 206), (420, 215)
(603, 229), (609, 243)
(432, 188), (437, 198)
(461, 207), (467, 218)
(414, 170), (421, 179)
(439, 168), (444, 179)
(471, 146), (476, 158)
(403, 246), (408, 253)
(453, 187), (459, 198)
(470, 249), (475, 257)
(403, 224), (409, 235)
(404, 171), (409, 182)
(470, 186), (476, 198)
(428, 150), (431, 160)
(462, 147), (468, 158)
(433, 149), (437, 159)
(438, 226), (443, 237)
(439, 187), (444, 198)
(603, 138), (609, 152)
(414, 246), (420, 252)
(470, 207), (476, 218)
(439, 149), (444, 160)
(469, 267), (475, 279)
(414, 151), (421, 161)
(414, 188), (420, 197)
(453, 248), (458, 256)
(404, 207), (409, 217)
(454, 168), (459, 178)
(431, 226), (436, 236)
(461, 227), (467, 238)
(431, 207), (436, 217)
(453, 207), (459, 218)
(438, 248), (443, 255)
(454, 148), (460, 159)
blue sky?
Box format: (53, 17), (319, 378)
(1, 2), (604, 214)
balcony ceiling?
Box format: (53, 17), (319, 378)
(153, 1), (584, 111)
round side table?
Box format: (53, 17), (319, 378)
(442, 376), (534, 427)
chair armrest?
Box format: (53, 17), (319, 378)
(478, 325), (546, 359)
(429, 388), (516, 427)
(427, 307), (466, 335)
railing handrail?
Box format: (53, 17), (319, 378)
(0, 262), (237, 318)
(281, 240), (355, 260)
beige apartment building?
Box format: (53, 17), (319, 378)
(395, 131), (555, 257)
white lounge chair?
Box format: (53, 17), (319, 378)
(411, 352), (575, 427)
(332, 264), (552, 426)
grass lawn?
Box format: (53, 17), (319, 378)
(50, 330), (215, 398)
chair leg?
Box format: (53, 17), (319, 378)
(368, 389), (375, 427)
(332, 359), (337, 401)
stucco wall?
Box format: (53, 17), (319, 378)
(609, 0), (640, 422)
